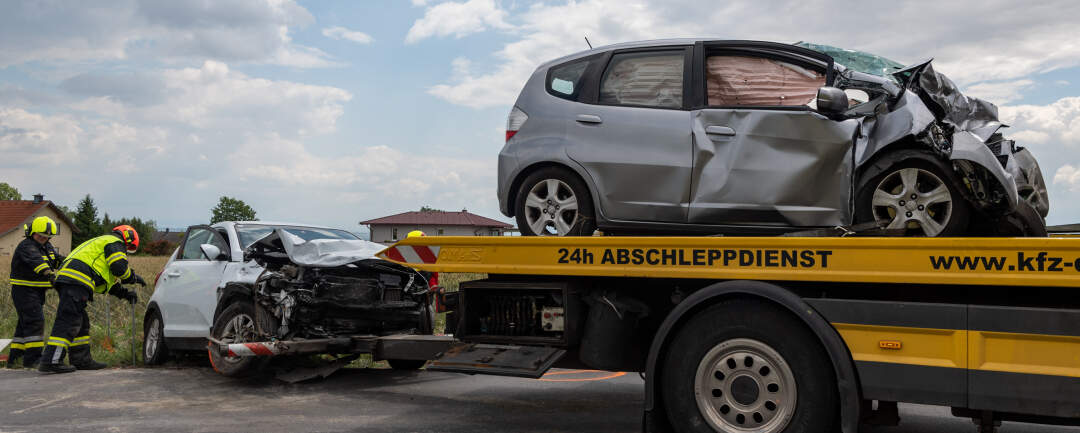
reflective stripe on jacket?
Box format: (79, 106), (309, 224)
(9, 237), (62, 288)
(56, 235), (131, 294)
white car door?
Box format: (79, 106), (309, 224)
(158, 225), (231, 338)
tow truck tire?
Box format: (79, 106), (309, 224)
(515, 167), (596, 236)
(661, 299), (838, 433)
(387, 359), (427, 370)
(143, 309), (169, 365)
(208, 300), (269, 377)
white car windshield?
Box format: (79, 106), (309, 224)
(235, 224), (360, 248)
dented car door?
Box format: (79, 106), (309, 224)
(688, 46), (859, 227)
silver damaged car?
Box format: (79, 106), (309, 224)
(497, 40), (1049, 237)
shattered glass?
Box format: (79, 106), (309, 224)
(794, 42), (906, 82)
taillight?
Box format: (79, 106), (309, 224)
(506, 106), (528, 142)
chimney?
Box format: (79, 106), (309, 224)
(32, 193), (43, 204)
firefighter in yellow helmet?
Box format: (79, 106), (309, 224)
(407, 230), (426, 238)
(38, 225), (146, 374)
(6, 217), (64, 369)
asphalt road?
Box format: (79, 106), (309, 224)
(1, 367), (1077, 433)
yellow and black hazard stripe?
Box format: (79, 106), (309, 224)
(808, 299), (1080, 418)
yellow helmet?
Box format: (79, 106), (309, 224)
(407, 230), (426, 238)
(27, 216), (59, 237)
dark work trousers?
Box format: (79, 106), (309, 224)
(9, 285), (47, 366)
(40, 283), (93, 366)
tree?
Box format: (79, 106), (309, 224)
(419, 205), (445, 212)
(0, 182), (21, 200)
(211, 196), (257, 224)
(72, 194), (101, 246)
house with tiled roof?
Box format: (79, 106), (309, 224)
(360, 208), (514, 244)
(0, 194), (78, 255)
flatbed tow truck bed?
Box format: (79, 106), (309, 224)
(212, 235), (1080, 433)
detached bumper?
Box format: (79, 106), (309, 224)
(209, 334), (455, 360)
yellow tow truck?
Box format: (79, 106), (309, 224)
(375, 235), (1080, 433)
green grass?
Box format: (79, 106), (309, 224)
(1, 255), (170, 367)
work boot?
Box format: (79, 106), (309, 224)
(73, 360), (107, 370)
(5, 358), (20, 369)
(38, 363), (76, 374)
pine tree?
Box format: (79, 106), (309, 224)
(72, 194), (101, 246)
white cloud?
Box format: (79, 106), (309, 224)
(0, 0), (332, 68)
(1000, 97), (1080, 148)
(1054, 165), (1080, 192)
(322, 26), (374, 44)
(418, 0), (1080, 108)
(963, 80), (1035, 104)
(405, 0), (512, 44)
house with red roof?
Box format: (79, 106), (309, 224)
(0, 194), (78, 255)
(360, 208), (514, 244)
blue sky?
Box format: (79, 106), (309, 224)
(2, 0), (1079, 233)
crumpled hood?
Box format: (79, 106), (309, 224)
(894, 60), (1003, 140)
(248, 228), (387, 267)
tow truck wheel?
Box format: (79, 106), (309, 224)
(208, 300), (269, 377)
(143, 309), (169, 365)
(661, 299), (837, 433)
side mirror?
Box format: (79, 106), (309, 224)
(816, 86), (849, 115)
(200, 244), (224, 261)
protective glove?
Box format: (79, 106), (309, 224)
(131, 274), (147, 287)
(122, 290), (139, 305)
(44, 270), (57, 284)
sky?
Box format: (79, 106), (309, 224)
(1, 0), (1080, 233)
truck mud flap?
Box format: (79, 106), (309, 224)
(427, 343), (565, 378)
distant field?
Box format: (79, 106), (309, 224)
(3, 255), (481, 368)
(1, 255), (170, 367)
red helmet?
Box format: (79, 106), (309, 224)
(113, 225), (140, 253)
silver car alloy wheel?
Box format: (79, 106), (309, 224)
(220, 312), (256, 364)
(871, 167), (953, 237)
(524, 178), (579, 236)
(695, 338), (797, 432)
(145, 317), (162, 359)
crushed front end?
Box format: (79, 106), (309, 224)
(243, 229), (433, 341)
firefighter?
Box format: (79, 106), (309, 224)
(407, 230), (426, 238)
(6, 217), (64, 369)
(38, 225), (146, 374)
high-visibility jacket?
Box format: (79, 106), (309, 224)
(55, 234), (134, 294)
(9, 237), (63, 289)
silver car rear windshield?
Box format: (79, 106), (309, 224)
(235, 224), (360, 248)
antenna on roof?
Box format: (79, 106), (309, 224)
(584, 35), (593, 50)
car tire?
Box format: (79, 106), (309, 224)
(143, 309), (169, 365)
(208, 299), (270, 377)
(515, 167), (596, 236)
(387, 359), (427, 370)
(661, 299), (838, 433)
(1001, 202), (1048, 237)
(856, 153), (970, 236)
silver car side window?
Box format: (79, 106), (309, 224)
(549, 60), (590, 98)
(599, 51), (684, 108)
(706, 55), (825, 107)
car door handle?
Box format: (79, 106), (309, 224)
(166, 271), (181, 278)
(705, 126), (736, 136)
(576, 114), (603, 124)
